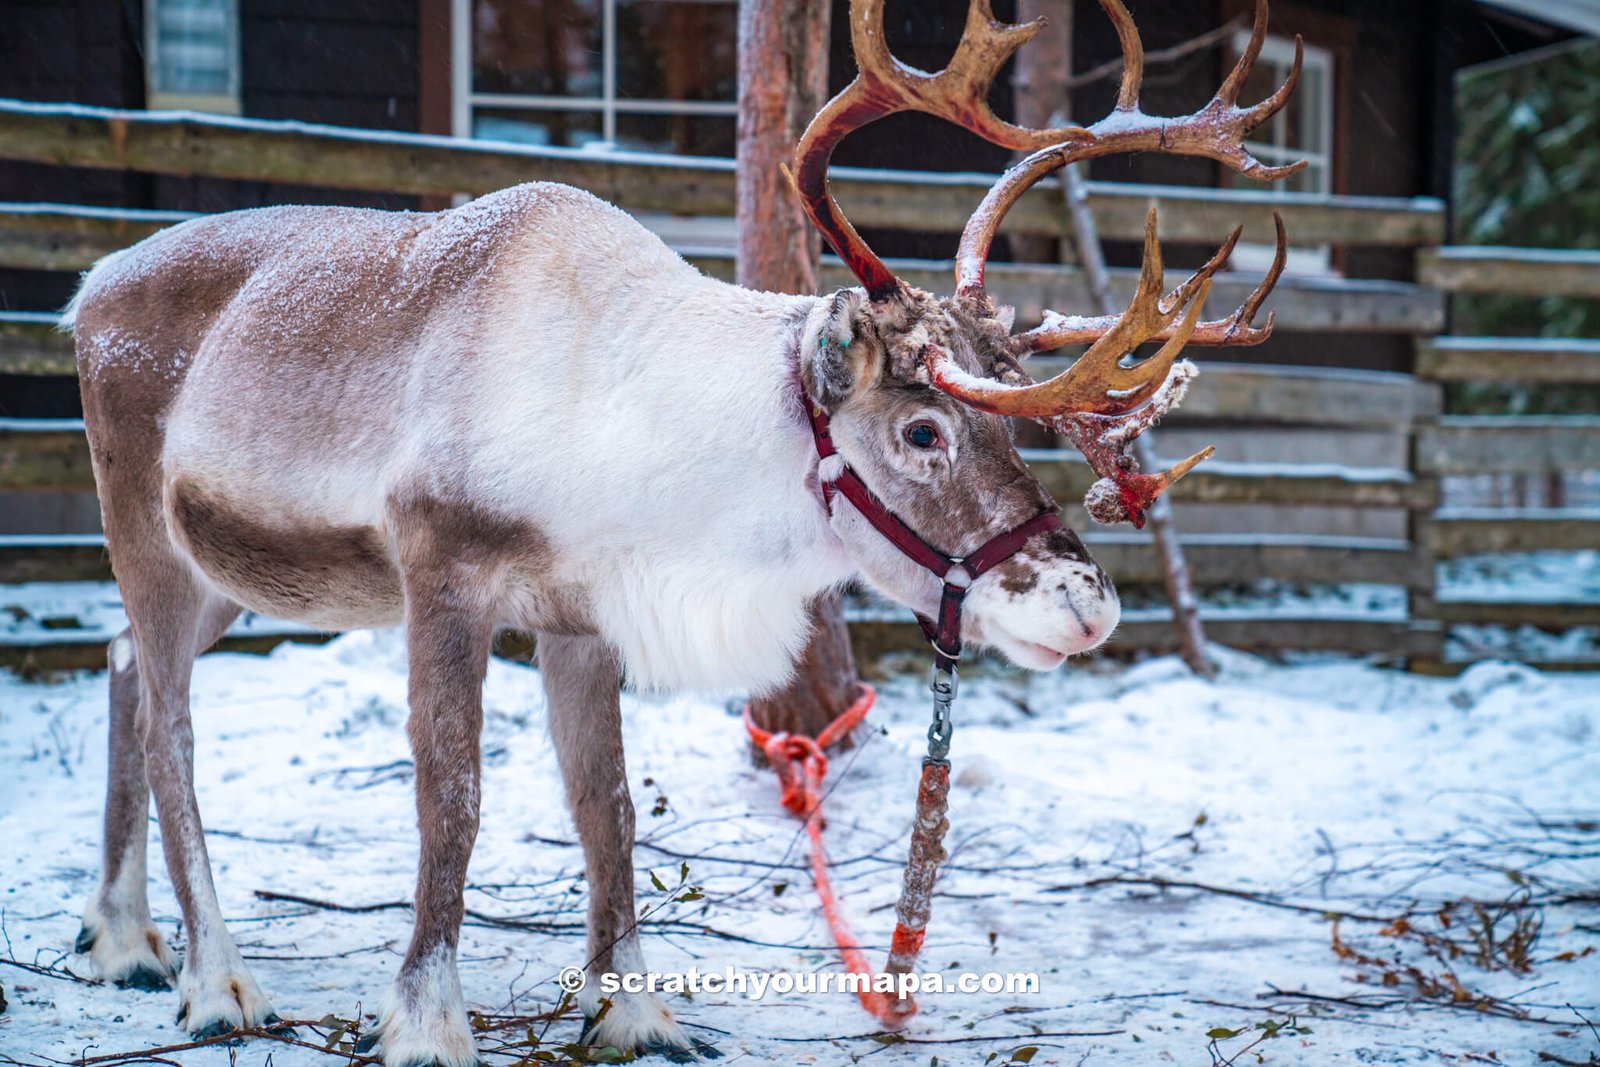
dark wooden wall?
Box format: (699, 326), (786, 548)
(0, 0), (426, 418)
(0, 0), (148, 314)
(0, 1), (1574, 344)
(154, 0), (423, 215)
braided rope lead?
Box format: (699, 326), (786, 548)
(882, 756), (952, 1017)
(744, 681), (955, 1025)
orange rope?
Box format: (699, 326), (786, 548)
(743, 684), (933, 1024)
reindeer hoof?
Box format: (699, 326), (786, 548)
(175, 964), (278, 1041)
(76, 916), (179, 990)
(355, 1013), (481, 1067)
(581, 1011), (720, 1062)
(116, 964), (175, 992)
(647, 1038), (723, 1063)
(189, 1018), (245, 1043)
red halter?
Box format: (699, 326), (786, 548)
(801, 390), (1062, 678)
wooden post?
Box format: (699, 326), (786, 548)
(737, 0), (864, 741)
(1011, 0), (1072, 268)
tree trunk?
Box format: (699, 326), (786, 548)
(736, 0), (829, 296)
(738, 0), (864, 741)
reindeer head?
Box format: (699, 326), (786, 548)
(790, 0), (1301, 666)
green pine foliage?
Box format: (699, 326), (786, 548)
(1453, 39), (1600, 414)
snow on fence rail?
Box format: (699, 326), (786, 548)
(0, 203), (1445, 336)
(0, 418), (1434, 509)
(1416, 337), (1600, 383)
(1420, 246), (1600, 299)
(0, 98), (1445, 246)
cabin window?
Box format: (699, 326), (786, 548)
(457, 0), (738, 157)
(144, 0), (241, 114)
(1226, 31), (1336, 273)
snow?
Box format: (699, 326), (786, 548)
(1443, 549), (1600, 604)
(2, 632), (1597, 1065)
(0, 582), (314, 651)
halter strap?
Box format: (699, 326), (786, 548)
(802, 393), (1061, 674)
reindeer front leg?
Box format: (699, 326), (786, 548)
(538, 633), (720, 1062)
(358, 558), (495, 1067)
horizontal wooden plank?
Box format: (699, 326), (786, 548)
(1025, 450), (1432, 509)
(0, 529), (1424, 592)
(1419, 246), (1600, 299)
(0, 420), (1429, 511)
(1429, 598), (1600, 628)
(7, 329), (1438, 425)
(0, 631), (332, 675)
(1, 611), (1449, 675)
(0, 418), (94, 490)
(1415, 416), (1600, 474)
(1081, 183), (1444, 248)
(850, 610), (1444, 661)
(0, 204), (1441, 339)
(1030, 359), (1441, 428)
(1430, 508), (1600, 556)
(7, 609), (1588, 675)
(0, 202), (193, 272)
(682, 252), (1444, 335)
(0, 99), (1443, 247)
(0, 311), (74, 375)
(1084, 533), (1428, 590)
(1415, 337), (1600, 384)
(0, 534), (107, 582)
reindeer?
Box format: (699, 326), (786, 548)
(61, 0), (1299, 1061)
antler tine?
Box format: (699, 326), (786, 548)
(1217, 0), (1270, 105)
(790, 0), (1092, 301)
(1012, 211), (1287, 354)
(955, 0), (1307, 310)
(1233, 36), (1306, 181)
(930, 208), (1220, 418)
(1100, 0), (1143, 112)
(1228, 211), (1288, 339)
(1160, 224), (1241, 316)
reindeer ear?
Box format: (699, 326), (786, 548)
(994, 304), (1016, 333)
(801, 288), (881, 409)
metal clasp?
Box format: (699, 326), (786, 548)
(927, 662), (958, 761)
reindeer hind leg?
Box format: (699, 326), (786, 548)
(114, 545), (274, 1037)
(77, 587), (243, 991)
(76, 626), (179, 990)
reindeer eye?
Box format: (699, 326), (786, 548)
(904, 422), (941, 449)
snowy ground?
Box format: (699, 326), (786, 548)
(2, 632), (1598, 1066)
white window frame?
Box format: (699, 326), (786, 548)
(1230, 31), (1336, 275)
(145, 0), (241, 115)
(450, 0), (738, 150)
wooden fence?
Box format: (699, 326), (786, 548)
(0, 100), (1595, 672)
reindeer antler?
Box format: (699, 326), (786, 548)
(789, 0), (1091, 300)
(794, 0), (1304, 525)
(1013, 213), (1289, 353)
(927, 208), (1242, 418)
